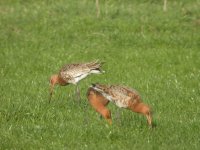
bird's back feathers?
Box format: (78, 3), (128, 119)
(91, 83), (141, 108)
(58, 60), (104, 84)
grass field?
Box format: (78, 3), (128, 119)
(1, 0), (200, 149)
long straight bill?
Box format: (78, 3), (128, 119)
(49, 84), (54, 103)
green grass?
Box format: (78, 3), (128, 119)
(1, 0), (200, 149)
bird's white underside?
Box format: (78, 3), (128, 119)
(68, 70), (101, 85)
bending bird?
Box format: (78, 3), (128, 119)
(87, 83), (152, 126)
(49, 60), (104, 102)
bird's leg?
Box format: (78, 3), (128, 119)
(76, 84), (81, 102)
(115, 109), (121, 125)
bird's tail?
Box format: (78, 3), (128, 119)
(86, 60), (105, 73)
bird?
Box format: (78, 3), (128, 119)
(87, 83), (152, 126)
(49, 60), (104, 103)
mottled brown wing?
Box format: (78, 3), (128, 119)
(85, 60), (102, 70)
(119, 85), (141, 103)
(59, 63), (90, 82)
(106, 85), (141, 104)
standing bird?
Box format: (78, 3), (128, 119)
(87, 83), (152, 126)
(49, 60), (104, 102)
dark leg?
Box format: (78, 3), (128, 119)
(115, 109), (121, 124)
(76, 84), (81, 102)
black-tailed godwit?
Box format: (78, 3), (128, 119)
(49, 60), (104, 102)
(87, 83), (152, 126)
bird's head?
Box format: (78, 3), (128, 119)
(134, 103), (152, 126)
(49, 74), (59, 103)
(50, 74), (59, 86)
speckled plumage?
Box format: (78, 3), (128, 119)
(59, 60), (104, 84)
(49, 60), (104, 102)
(91, 84), (141, 108)
(87, 83), (152, 126)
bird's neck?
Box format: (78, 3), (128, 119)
(57, 75), (68, 86)
(129, 102), (148, 114)
(50, 74), (59, 85)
